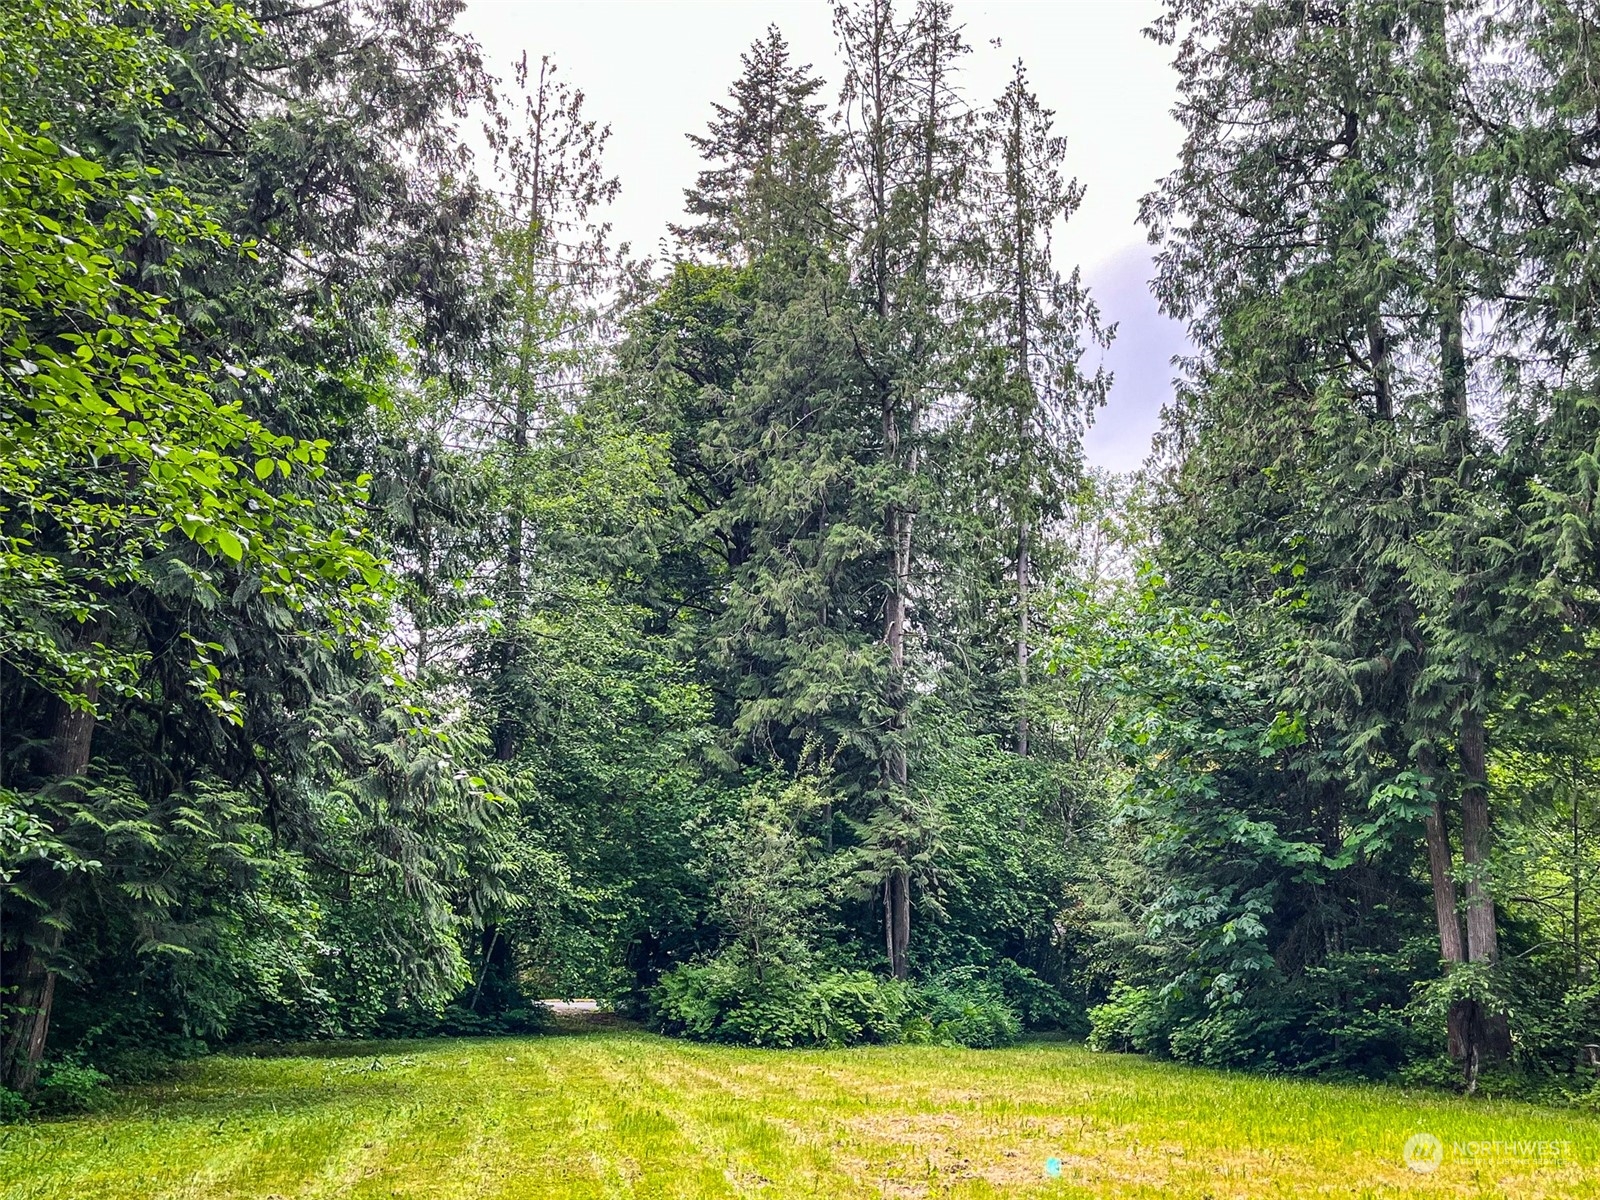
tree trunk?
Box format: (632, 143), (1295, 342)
(1458, 709), (1497, 965)
(1367, 313), (1391, 420)
(0, 928), (62, 1096)
(885, 869), (910, 980)
(47, 685), (98, 779)
(1419, 744), (1470, 1058)
(1574, 785), (1583, 987)
(1420, 746), (1465, 965)
(1016, 510), (1030, 757)
(468, 925), (511, 1014)
(882, 376), (916, 983)
(2, 685), (96, 1094)
(1459, 703), (1511, 1061)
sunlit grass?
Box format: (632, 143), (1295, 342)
(5, 1023), (1598, 1198)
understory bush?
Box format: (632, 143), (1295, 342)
(903, 967), (1023, 1048)
(1086, 983), (1165, 1054)
(33, 1059), (112, 1115)
(653, 959), (901, 1047)
(988, 958), (1085, 1033)
(652, 957), (1025, 1049)
(0, 1087), (29, 1124)
(1087, 952), (1429, 1079)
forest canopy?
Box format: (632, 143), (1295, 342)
(2, 0), (1599, 1113)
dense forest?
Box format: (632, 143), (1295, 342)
(3, 0), (1599, 1119)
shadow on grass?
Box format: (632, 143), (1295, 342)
(8, 1075), (411, 1133)
(223, 1010), (643, 1063)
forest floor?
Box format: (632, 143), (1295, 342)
(4, 1019), (1599, 1199)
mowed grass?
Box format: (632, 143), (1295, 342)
(4, 1022), (1599, 1199)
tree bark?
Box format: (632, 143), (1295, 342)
(1425, 804), (1467, 953)
(1420, 745), (1472, 1061)
(885, 869), (910, 980)
(1458, 702), (1512, 1061)
(1420, 745), (1465, 966)
(47, 685), (98, 779)
(2, 684), (96, 1094)
(1, 927), (62, 1096)
(1016, 509), (1030, 757)
(1458, 708), (1497, 965)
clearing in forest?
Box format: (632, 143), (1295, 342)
(3, 1024), (1597, 1199)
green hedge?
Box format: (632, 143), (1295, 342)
(652, 958), (1029, 1049)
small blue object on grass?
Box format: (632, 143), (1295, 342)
(1045, 1156), (1062, 1177)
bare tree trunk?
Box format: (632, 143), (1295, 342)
(47, 687), (98, 780)
(0, 928), (62, 1096)
(1458, 710), (1497, 965)
(1459, 703), (1511, 1062)
(1016, 509), (1030, 757)
(885, 870), (910, 980)
(1420, 745), (1465, 963)
(1424, 804), (1466, 962)
(1419, 745), (1470, 1060)
(2, 684), (96, 1094)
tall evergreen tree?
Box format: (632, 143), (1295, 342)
(477, 52), (620, 764)
(674, 25), (834, 262)
(833, 0), (974, 979)
(1140, 0), (1600, 1076)
(939, 60), (1110, 755)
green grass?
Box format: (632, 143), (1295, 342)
(5, 1022), (1598, 1199)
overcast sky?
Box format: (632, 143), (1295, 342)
(458, 0), (1189, 472)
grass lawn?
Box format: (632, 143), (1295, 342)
(4, 1021), (1598, 1199)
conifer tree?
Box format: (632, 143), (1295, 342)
(681, 38), (880, 788)
(834, 0), (972, 978)
(946, 60), (1110, 755)
(1142, 0), (1570, 1076)
(478, 53), (619, 763)
(674, 25), (834, 262)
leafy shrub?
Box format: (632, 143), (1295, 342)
(653, 961), (735, 1040)
(654, 958), (1025, 1049)
(34, 1059), (112, 1115)
(1395, 1054), (1469, 1092)
(1409, 970), (1600, 1104)
(0, 1087), (29, 1124)
(654, 960), (901, 1048)
(775, 971), (901, 1047)
(989, 959), (1083, 1033)
(1498, 975), (1600, 1080)
(914, 968), (1023, 1048)
(1089, 952), (1427, 1077)
(1087, 983), (1165, 1053)
(1166, 1002), (1300, 1069)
